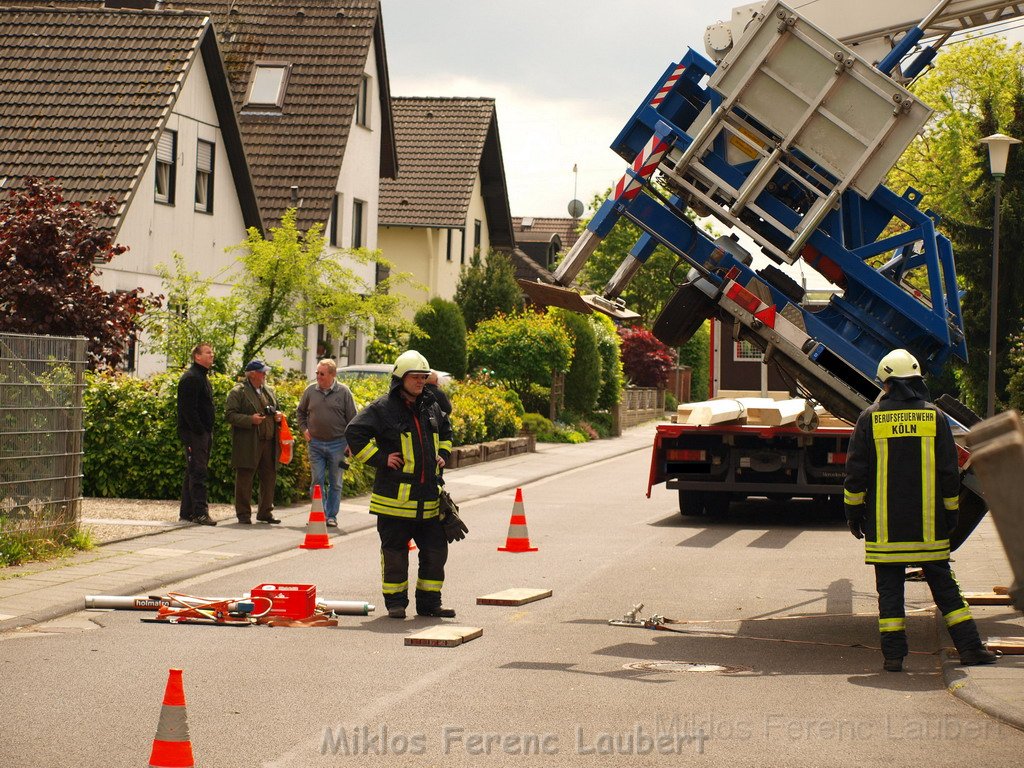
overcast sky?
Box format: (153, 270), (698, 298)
(379, 0), (741, 219)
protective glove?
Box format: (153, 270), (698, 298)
(438, 487), (469, 543)
(442, 509), (469, 543)
(946, 512), (959, 535)
(848, 518), (864, 539)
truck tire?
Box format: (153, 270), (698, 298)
(703, 493), (732, 517)
(678, 489), (706, 516)
(654, 279), (716, 347)
(757, 264), (804, 305)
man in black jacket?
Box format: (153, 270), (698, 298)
(345, 350), (454, 619)
(845, 349), (996, 671)
(176, 342), (217, 526)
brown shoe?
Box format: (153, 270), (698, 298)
(193, 515), (217, 526)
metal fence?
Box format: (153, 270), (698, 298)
(0, 333), (87, 537)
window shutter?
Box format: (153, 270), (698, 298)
(157, 131), (175, 163)
(197, 141), (213, 172)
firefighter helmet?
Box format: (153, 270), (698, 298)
(392, 350), (430, 379)
(876, 349), (921, 382)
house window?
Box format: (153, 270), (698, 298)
(155, 129), (176, 205)
(446, 229), (452, 262)
(474, 219), (482, 253)
(194, 140), (215, 213)
(330, 194), (341, 247)
(734, 339), (762, 361)
(352, 199), (365, 248)
(356, 74), (371, 127)
(245, 63), (290, 108)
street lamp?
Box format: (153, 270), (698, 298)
(980, 133), (1020, 418)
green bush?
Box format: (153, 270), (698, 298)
(448, 377), (523, 444)
(519, 412), (587, 443)
(592, 313), (624, 409)
(409, 298), (468, 378)
(665, 392), (678, 412)
(467, 312), (573, 397)
(454, 250), (524, 331)
(83, 370), (312, 504)
(520, 383), (551, 415)
(551, 308), (602, 414)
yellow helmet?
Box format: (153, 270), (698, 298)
(876, 349), (921, 382)
(393, 350), (430, 378)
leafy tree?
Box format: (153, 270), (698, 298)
(454, 250), (523, 330)
(0, 178), (158, 369)
(889, 38), (1024, 226)
(409, 298), (468, 378)
(466, 312), (573, 397)
(146, 209), (415, 373)
(574, 188), (691, 325)
(550, 308), (602, 414)
(618, 325), (677, 387)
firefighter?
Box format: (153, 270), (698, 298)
(845, 349), (998, 671)
(345, 350), (454, 619)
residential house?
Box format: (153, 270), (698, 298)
(378, 97), (515, 314)
(16, 0), (399, 371)
(164, 0), (397, 368)
(512, 216), (582, 271)
(0, 6), (262, 376)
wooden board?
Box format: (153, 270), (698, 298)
(477, 588), (553, 606)
(404, 626), (483, 647)
(985, 638), (1024, 655)
(963, 592), (1013, 606)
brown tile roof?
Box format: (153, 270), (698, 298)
(512, 216), (582, 250)
(0, 5), (260, 230)
(380, 96), (514, 247)
(163, 0), (397, 231)
(510, 248), (555, 285)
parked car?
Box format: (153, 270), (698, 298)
(336, 364), (452, 385)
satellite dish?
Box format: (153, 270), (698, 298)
(567, 199), (584, 218)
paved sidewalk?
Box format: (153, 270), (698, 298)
(1, 420), (1021, 731)
(0, 424), (659, 632)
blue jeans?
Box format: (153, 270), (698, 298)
(309, 438), (346, 520)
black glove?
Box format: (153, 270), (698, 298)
(848, 518), (864, 539)
(438, 487), (469, 543)
(946, 512), (959, 534)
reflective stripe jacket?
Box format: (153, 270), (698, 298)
(844, 378), (960, 564)
(344, 379), (453, 519)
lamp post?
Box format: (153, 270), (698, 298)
(980, 133), (1020, 418)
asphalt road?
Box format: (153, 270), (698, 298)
(2, 448), (1022, 767)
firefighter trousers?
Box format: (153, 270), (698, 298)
(376, 515), (448, 612)
(874, 561), (983, 659)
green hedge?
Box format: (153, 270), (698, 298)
(84, 370), (525, 502)
(83, 371), (311, 504)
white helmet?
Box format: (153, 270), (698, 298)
(392, 350), (430, 378)
(876, 349), (921, 382)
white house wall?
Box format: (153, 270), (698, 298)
(308, 36), (385, 372)
(103, 52), (249, 376)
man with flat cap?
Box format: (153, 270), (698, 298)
(225, 359), (283, 524)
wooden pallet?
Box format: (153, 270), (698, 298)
(477, 588), (552, 606)
(404, 626), (483, 647)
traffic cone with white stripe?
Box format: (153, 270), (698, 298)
(299, 485), (333, 550)
(148, 668), (194, 768)
(498, 488), (538, 552)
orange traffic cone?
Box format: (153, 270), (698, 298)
(497, 488), (538, 552)
(299, 485), (333, 550)
(148, 668), (194, 768)
(408, 539), (416, 551)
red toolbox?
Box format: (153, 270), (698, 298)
(251, 583), (317, 619)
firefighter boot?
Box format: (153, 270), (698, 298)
(883, 657), (903, 672)
(958, 646), (1000, 665)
